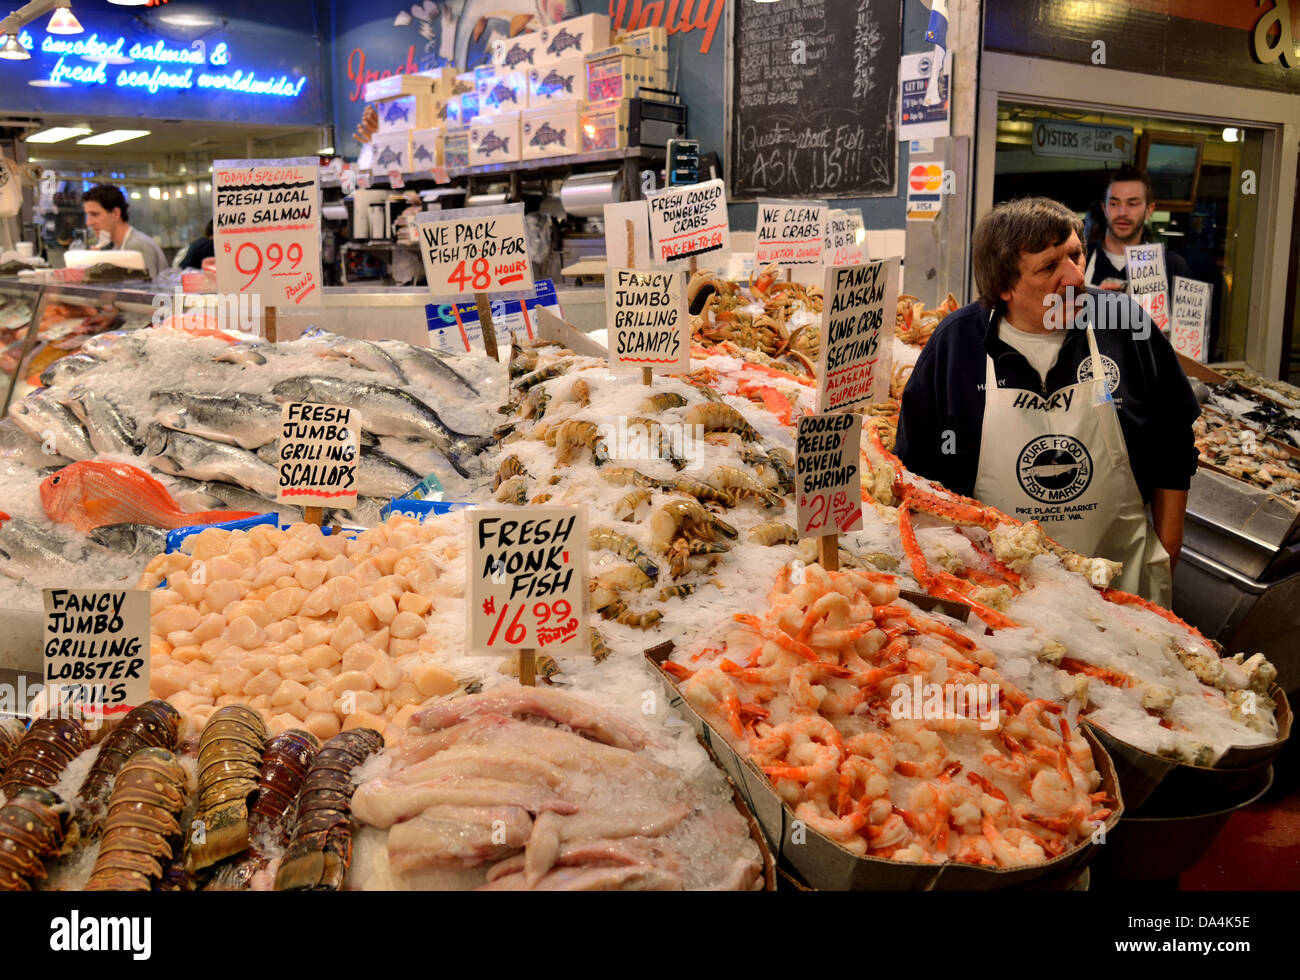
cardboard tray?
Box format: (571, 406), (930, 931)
(645, 643), (1125, 891)
(1083, 687), (1291, 813)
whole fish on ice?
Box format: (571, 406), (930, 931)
(0, 516), (97, 577)
(8, 392), (96, 461)
(374, 339), (479, 396)
(40, 460), (260, 533)
(0, 418), (69, 468)
(89, 522), (170, 557)
(143, 426), (281, 499)
(151, 390), (282, 450)
(63, 383), (142, 456)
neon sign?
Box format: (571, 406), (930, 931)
(14, 28), (308, 99)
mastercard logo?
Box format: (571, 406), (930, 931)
(909, 164), (943, 192)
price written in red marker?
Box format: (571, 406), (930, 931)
(224, 240), (305, 292)
(417, 205), (535, 300)
(213, 156), (323, 307)
(484, 599), (575, 647)
(469, 505), (586, 652)
(795, 411), (864, 537)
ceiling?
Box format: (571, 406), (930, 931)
(2, 113), (323, 175)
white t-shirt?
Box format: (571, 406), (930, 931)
(998, 321), (1068, 385)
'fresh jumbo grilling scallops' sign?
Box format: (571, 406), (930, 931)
(276, 402), (360, 509)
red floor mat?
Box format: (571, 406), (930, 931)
(1180, 787), (1300, 890)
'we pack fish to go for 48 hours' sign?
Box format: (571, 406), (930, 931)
(417, 203), (535, 299)
(647, 178), (731, 266)
(469, 507), (586, 653)
(214, 157), (323, 307)
(605, 268), (690, 374)
(817, 259), (898, 413)
(276, 402), (361, 509)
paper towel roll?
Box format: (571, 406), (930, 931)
(559, 170), (623, 218)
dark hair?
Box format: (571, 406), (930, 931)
(1105, 164), (1154, 206)
(203, 219), (213, 238)
(972, 197), (1083, 309)
(83, 184), (129, 222)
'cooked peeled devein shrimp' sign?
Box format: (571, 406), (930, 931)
(1125, 242), (1169, 333)
(755, 199), (826, 266)
(276, 402), (360, 508)
(605, 267), (690, 373)
(43, 588), (150, 718)
(417, 204), (534, 300)
(470, 506), (587, 652)
(647, 178), (730, 265)
(1171, 276), (1211, 362)
(817, 258), (898, 413)
(213, 156), (322, 307)
(796, 412), (863, 537)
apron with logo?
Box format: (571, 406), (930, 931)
(973, 319), (1172, 605)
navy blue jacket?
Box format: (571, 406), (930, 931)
(895, 292), (1200, 504)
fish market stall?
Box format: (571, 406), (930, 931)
(0, 271), (1289, 891)
(1173, 359), (1300, 694)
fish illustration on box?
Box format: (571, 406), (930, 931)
(375, 146), (404, 168)
(529, 123), (567, 149)
(477, 132), (510, 156)
(413, 144), (435, 164)
(383, 101), (411, 125)
(488, 82), (518, 107)
(546, 28), (583, 56)
(537, 69), (574, 97)
(502, 43), (535, 68)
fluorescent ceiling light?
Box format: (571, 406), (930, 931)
(159, 13), (218, 28)
(319, 145), (335, 156)
(186, 184), (197, 195)
(1222, 127), (1241, 143)
(27, 127), (93, 143)
(0, 34), (31, 60)
(130, 191), (142, 199)
(107, 0), (150, 6)
(76, 129), (151, 146)
(47, 5), (83, 35)
(149, 187), (161, 199)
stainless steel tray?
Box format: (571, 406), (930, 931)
(1184, 469), (1300, 579)
(1173, 546), (1300, 694)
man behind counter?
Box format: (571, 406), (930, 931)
(1086, 164), (1190, 294)
(895, 197), (1200, 606)
(82, 184), (168, 279)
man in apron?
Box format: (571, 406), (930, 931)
(1085, 164), (1191, 294)
(896, 197), (1200, 605)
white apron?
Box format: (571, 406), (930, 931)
(973, 320), (1172, 605)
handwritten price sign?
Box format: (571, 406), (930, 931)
(1125, 243), (1169, 334)
(647, 178), (731, 267)
(469, 506), (586, 652)
(1171, 275), (1211, 363)
(796, 412), (863, 537)
(755, 199), (826, 267)
(213, 157), (322, 307)
(417, 203), (535, 300)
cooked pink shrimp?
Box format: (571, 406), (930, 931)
(683, 669), (743, 737)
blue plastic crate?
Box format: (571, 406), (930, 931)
(379, 498), (473, 521)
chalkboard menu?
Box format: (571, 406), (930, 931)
(728, 0), (903, 200)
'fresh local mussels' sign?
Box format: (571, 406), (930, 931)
(13, 27), (309, 98)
